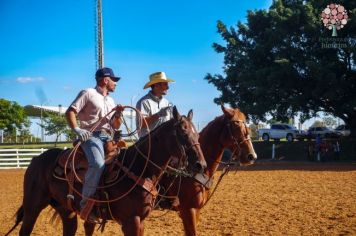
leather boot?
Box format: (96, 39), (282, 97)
(80, 199), (100, 224)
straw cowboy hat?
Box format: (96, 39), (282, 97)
(143, 72), (175, 89)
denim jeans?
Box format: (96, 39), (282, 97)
(80, 131), (111, 208)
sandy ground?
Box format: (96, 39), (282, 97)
(1, 161), (355, 235)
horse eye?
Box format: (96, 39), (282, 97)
(178, 128), (189, 136)
(179, 122), (188, 130)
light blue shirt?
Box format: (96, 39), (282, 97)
(136, 91), (172, 138)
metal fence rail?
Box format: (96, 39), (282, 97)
(0, 149), (48, 169)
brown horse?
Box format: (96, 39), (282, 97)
(160, 105), (257, 236)
(5, 107), (206, 236)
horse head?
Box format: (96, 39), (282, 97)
(220, 105), (257, 165)
(171, 106), (207, 174)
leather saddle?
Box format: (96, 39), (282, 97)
(52, 133), (128, 226)
(53, 139), (127, 182)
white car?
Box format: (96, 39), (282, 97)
(307, 126), (342, 138)
(334, 125), (351, 137)
(258, 123), (303, 142)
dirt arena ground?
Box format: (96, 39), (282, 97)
(1, 161), (355, 235)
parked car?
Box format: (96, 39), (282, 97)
(307, 126), (342, 138)
(258, 123), (304, 142)
(334, 124), (351, 137)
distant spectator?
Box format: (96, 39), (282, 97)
(307, 129), (312, 140)
(315, 134), (322, 161)
(307, 140), (314, 161)
(333, 141), (341, 161)
(320, 139), (331, 162)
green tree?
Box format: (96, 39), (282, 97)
(0, 98), (30, 133)
(18, 127), (31, 144)
(248, 123), (259, 140)
(205, 0), (356, 136)
(39, 113), (71, 145)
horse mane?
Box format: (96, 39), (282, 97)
(117, 118), (176, 169)
(199, 108), (246, 136)
(133, 118), (175, 147)
(200, 114), (225, 136)
(131, 115), (189, 147)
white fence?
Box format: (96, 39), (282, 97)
(0, 149), (48, 169)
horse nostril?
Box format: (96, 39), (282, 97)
(194, 161), (203, 173)
(247, 154), (256, 162)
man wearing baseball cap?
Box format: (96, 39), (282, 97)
(136, 71), (175, 138)
(65, 67), (123, 223)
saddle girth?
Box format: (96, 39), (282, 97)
(115, 161), (158, 197)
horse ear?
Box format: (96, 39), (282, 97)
(173, 106), (181, 121)
(221, 104), (234, 118)
(187, 109), (193, 121)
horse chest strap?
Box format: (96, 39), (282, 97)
(116, 162), (158, 196)
(193, 173), (213, 189)
(129, 174), (158, 196)
(140, 178), (158, 196)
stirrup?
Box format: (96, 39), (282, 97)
(80, 199), (99, 224)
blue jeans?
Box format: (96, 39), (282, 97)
(80, 131), (111, 208)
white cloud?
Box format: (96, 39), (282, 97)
(63, 86), (72, 91)
(16, 77), (45, 83)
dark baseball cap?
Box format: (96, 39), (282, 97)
(95, 67), (121, 82)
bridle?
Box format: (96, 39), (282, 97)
(134, 117), (199, 174)
(64, 111), (201, 204)
(101, 115), (200, 203)
(199, 118), (252, 207)
(172, 117), (202, 168)
(152, 117), (203, 210)
(226, 119), (251, 162)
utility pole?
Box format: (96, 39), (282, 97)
(58, 104), (62, 116)
(40, 104), (44, 142)
(96, 0), (104, 69)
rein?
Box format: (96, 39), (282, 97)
(129, 117), (192, 176)
(64, 106), (151, 203)
(201, 152), (237, 207)
(64, 107), (195, 204)
(200, 118), (250, 207)
(227, 120), (251, 162)
(186, 142), (201, 151)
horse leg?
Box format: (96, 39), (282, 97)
(139, 220), (145, 236)
(195, 208), (201, 225)
(179, 207), (198, 236)
(52, 206), (78, 236)
(19, 201), (48, 235)
(121, 216), (141, 236)
(84, 221), (96, 236)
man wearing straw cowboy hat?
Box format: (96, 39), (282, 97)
(136, 71), (175, 138)
(66, 67), (124, 223)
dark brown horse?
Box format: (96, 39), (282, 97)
(160, 105), (257, 236)
(6, 107), (206, 236)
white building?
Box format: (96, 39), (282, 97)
(24, 105), (135, 142)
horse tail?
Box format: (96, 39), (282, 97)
(4, 205), (24, 236)
(49, 207), (61, 225)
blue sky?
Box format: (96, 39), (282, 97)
(0, 0), (272, 132)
